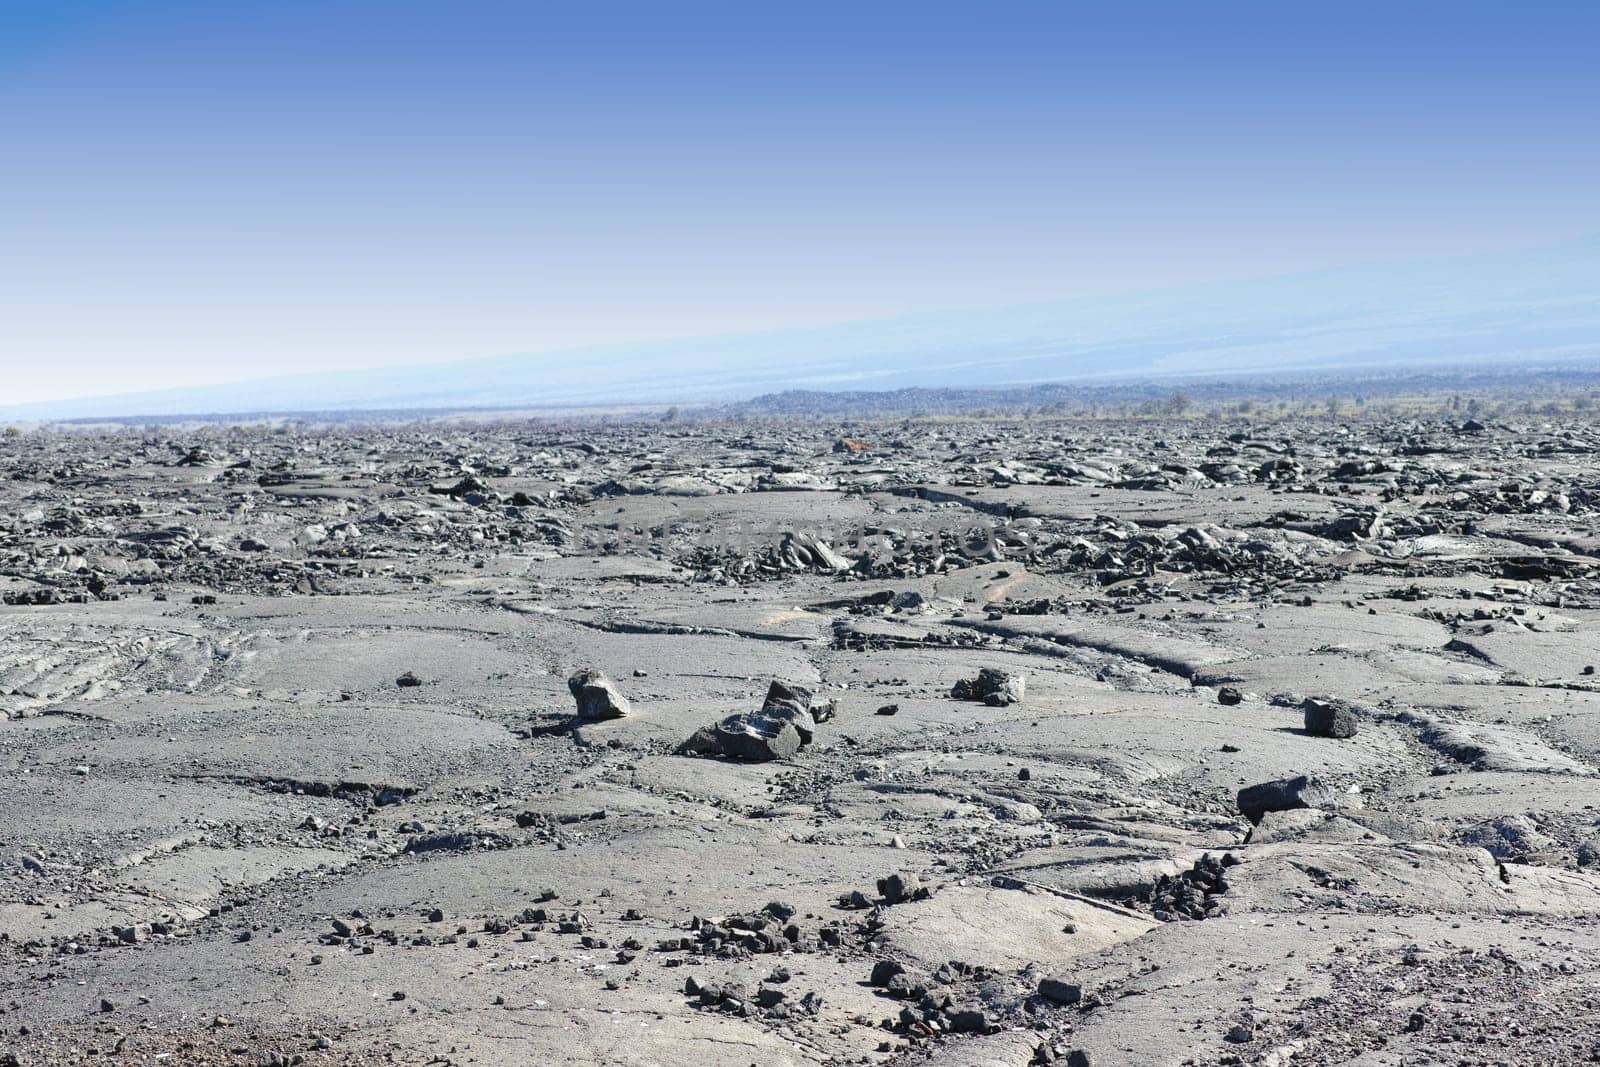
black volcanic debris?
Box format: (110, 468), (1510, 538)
(1147, 852), (1237, 921)
(950, 668), (1026, 706)
(3, 412), (1600, 1065)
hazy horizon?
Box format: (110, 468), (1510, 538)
(5, 2), (1599, 407)
(4, 233), (1598, 420)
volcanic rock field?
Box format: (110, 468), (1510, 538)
(4, 416), (1600, 1066)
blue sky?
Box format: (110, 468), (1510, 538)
(3, 1), (1598, 403)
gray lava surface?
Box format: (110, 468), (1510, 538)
(4, 416), (1600, 1066)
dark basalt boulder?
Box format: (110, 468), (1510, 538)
(1302, 696), (1362, 738)
(1237, 775), (1337, 822)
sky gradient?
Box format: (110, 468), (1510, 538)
(3, 1), (1598, 404)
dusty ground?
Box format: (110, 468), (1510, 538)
(3, 415), (1600, 1066)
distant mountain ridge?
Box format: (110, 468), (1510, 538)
(7, 236), (1599, 421)
(735, 359), (1600, 417)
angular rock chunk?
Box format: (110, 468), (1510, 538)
(1302, 696), (1361, 738)
(1237, 775), (1337, 822)
(721, 710), (804, 761)
(951, 668), (1026, 706)
(677, 679), (834, 761)
(1037, 976), (1082, 1004)
(678, 709), (803, 761)
(763, 679), (836, 731)
(567, 669), (630, 721)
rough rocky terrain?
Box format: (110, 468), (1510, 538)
(3, 415), (1600, 1066)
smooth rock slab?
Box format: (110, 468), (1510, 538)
(877, 883), (1156, 971)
